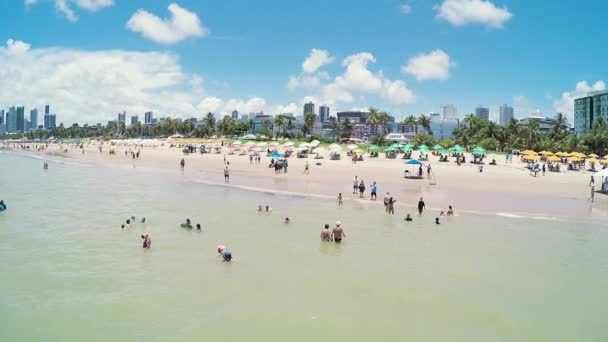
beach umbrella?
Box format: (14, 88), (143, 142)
(310, 140), (321, 145)
(346, 144), (358, 151)
(417, 145), (430, 152)
(353, 148), (364, 154)
(588, 157), (598, 163)
(270, 152), (285, 158)
(588, 153), (599, 158)
(384, 146), (397, 152)
(548, 155), (561, 162)
(329, 143), (340, 149)
(521, 150), (537, 155)
(523, 155), (540, 161)
(573, 152), (586, 158)
(257, 142), (268, 148)
(233, 141), (243, 145)
(539, 150), (553, 156)
(368, 145), (380, 152)
(472, 147), (486, 155)
(402, 143), (414, 149)
(405, 159), (423, 165)
(570, 156), (582, 162)
(432, 144), (443, 151)
(283, 141), (294, 147)
(450, 145), (465, 153)
(439, 148), (449, 155)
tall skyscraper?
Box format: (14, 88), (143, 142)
(303, 101), (315, 116)
(45, 105), (50, 115)
(574, 90), (608, 135)
(319, 105), (330, 123)
(475, 106), (490, 121)
(231, 110), (239, 120)
(30, 108), (38, 131)
(117, 112), (126, 125)
(44, 112), (57, 129)
(0, 109), (4, 125)
(443, 104), (457, 120)
(7, 107), (16, 132)
(145, 111), (153, 124)
(498, 104), (514, 125)
(16, 107), (25, 132)
(131, 115), (139, 126)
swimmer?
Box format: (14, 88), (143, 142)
(141, 217), (146, 223)
(196, 223), (201, 232)
(320, 224), (332, 241)
(265, 205), (272, 213)
(125, 219), (131, 229)
(284, 217), (290, 224)
(447, 206), (454, 216)
(435, 217), (440, 225)
(181, 218), (192, 228)
(141, 234), (151, 249)
(331, 221), (345, 243)
(121, 224), (125, 229)
(405, 214), (413, 221)
(257, 205), (263, 212)
(131, 216), (136, 221)
(217, 245), (232, 262)
(0, 200), (6, 210)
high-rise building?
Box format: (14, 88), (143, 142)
(442, 104), (457, 120)
(30, 108), (38, 131)
(45, 113), (57, 129)
(475, 106), (490, 121)
(498, 104), (514, 126)
(574, 90), (608, 135)
(45, 105), (50, 115)
(131, 115), (139, 126)
(117, 112), (126, 125)
(16, 107), (25, 132)
(0, 109), (4, 125)
(303, 102), (315, 116)
(231, 110), (239, 120)
(145, 111), (154, 124)
(319, 105), (330, 123)
(7, 107), (16, 132)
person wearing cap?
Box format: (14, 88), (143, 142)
(217, 245), (232, 262)
(331, 221), (346, 243)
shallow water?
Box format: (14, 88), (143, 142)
(1, 151), (607, 341)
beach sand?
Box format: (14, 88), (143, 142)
(4, 141), (606, 219)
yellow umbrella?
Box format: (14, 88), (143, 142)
(570, 156), (581, 162)
(572, 152), (586, 158)
(555, 151), (566, 157)
(589, 153), (599, 158)
(588, 157), (598, 163)
(521, 150), (537, 155)
(548, 155), (561, 162)
(523, 155), (540, 161)
(539, 150), (553, 156)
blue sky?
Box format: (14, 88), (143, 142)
(0, 0), (606, 125)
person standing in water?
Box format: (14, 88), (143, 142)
(387, 197), (396, 215)
(447, 205), (454, 216)
(320, 224), (332, 241)
(217, 245), (232, 262)
(358, 180), (366, 199)
(353, 176), (359, 194)
(224, 167), (230, 183)
(141, 234), (151, 249)
(331, 221), (346, 243)
(338, 193), (343, 206)
(417, 197), (425, 214)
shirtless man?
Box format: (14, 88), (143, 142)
(331, 221), (346, 243)
(320, 224), (332, 241)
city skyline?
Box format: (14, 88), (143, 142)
(0, 0), (606, 126)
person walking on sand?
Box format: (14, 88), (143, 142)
(224, 167), (230, 183)
(338, 193), (343, 206)
(358, 180), (366, 198)
(427, 164), (432, 178)
(304, 161), (310, 174)
(417, 197), (425, 214)
(320, 224), (332, 242)
(370, 181), (377, 200)
(180, 158), (185, 172)
(353, 176), (359, 194)
(590, 184), (596, 202)
(331, 221), (346, 243)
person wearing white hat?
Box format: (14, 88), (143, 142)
(331, 221), (345, 243)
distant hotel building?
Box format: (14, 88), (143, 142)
(475, 106), (490, 121)
(337, 111), (368, 124)
(231, 110), (239, 120)
(303, 101), (315, 116)
(428, 111), (459, 140)
(319, 105), (330, 123)
(145, 111), (154, 124)
(519, 111), (552, 132)
(498, 104), (514, 125)
(442, 104), (457, 120)
(131, 115), (139, 126)
(574, 90), (608, 135)
(30, 108), (38, 130)
(117, 112), (126, 125)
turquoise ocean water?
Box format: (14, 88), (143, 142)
(1, 151), (607, 341)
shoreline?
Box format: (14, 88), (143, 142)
(3, 145), (606, 223)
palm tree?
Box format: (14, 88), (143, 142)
(367, 107), (380, 135)
(273, 115), (286, 138)
(378, 111), (390, 135)
(417, 114), (431, 134)
(340, 117), (353, 138)
(303, 112), (316, 136)
(521, 120), (540, 149)
(550, 112), (568, 140)
(285, 119), (295, 138)
(204, 113), (216, 137)
(404, 115), (418, 134)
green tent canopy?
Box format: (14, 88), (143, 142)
(368, 145), (381, 152)
(417, 144), (430, 152)
(432, 144), (443, 151)
(384, 146), (398, 152)
(450, 145), (465, 153)
(472, 146), (487, 155)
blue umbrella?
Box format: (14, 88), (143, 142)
(270, 152), (285, 158)
(405, 159), (423, 165)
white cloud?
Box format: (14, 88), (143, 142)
(400, 4), (412, 14)
(127, 3), (208, 44)
(197, 97), (223, 114)
(553, 80), (606, 123)
(382, 80), (416, 104)
(189, 74), (205, 94)
(402, 49), (454, 81)
(270, 103), (298, 115)
(222, 97), (266, 115)
(6, 39), (31, 54)
(287, 72), (329, 90)
(302, 49), (335, 73)
(26, 0), (114, 22)
(435, 0), (512, 29)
